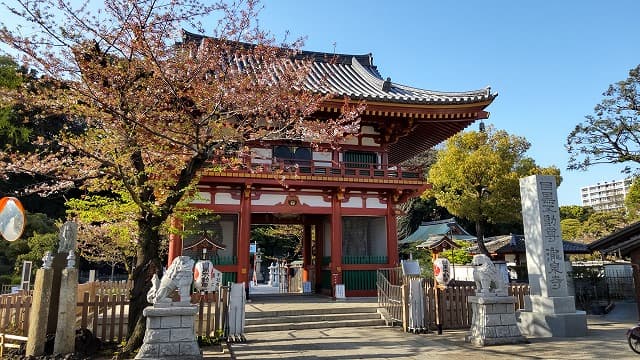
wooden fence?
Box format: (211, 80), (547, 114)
(0, 281), (230, 343)
(0, 293), (31, 336)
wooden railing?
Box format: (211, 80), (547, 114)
(214, 158), (423, 182)
(0, 293), (31, 336)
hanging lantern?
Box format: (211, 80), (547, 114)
(194, 260), (222, 291)
(433, 258), (451, 286)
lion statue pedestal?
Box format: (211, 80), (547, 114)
(136, 256), (202, 360)
(465, 255), (527, 346)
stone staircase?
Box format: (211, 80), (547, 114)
(244, 299), (386, 333)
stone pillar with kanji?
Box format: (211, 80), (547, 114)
(518, 175), (587, 337)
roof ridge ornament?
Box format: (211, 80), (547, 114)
(382, 77), (392, 92)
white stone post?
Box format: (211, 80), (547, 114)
(518, 175), (587, 337)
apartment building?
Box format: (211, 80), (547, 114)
(580, 178), (633, 211)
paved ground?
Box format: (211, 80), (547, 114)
(202, 299), (640, 360)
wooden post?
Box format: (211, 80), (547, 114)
(401, 283), (409, 332)
(386, 202), (399, 266)
(330, 190), (343, 292)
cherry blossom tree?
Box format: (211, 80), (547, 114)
(0, 0), (360, 352)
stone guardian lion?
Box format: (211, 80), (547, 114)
(147, 256), (195, 304)
(471, 254), (507, 296)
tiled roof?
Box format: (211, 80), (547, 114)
(470, 234), (591, 255)
(182, 31), (496, 106)
(399, 218), (476, 244)
(589, 221), (640, 256)
(300, 51), (494, 105)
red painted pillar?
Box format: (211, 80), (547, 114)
(387, 199), (399, 267)
(167, 217), (183, 268)
(331, 190), (343, 289)
(237, 186), (252, 285)
(302, 225), (312, 281)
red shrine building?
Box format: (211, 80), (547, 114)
(171, 46), (496, 297)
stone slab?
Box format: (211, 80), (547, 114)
(467, 295), (527, 347)
(517, 310), (587, 337)
(143, 304), (198, 317)
(524, 295), (576, 314)
(468, 295), (518, 305)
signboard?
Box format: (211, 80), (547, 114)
(0, 197), (26, 242)
(249, 242), (257, 254)
(433, 258), (451, 286)
(21, 261), (32, 291)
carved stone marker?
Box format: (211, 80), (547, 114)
(137, 256), (201, 359)
(26, 252), (54, 356)
(466, 254), (526, 346)
(54, 251), (78, 355)
(518, 175), (587, 337)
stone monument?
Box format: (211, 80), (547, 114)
(137, 256), (202, 359)
(26, 252), (54, 356)
(518, 175), (587, 337)
(466, 254), (527, 346)
(54, 250), (79, 355)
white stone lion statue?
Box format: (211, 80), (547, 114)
(147, 256), (195, 304)
(471, 254), (507, 296)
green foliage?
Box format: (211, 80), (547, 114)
(398, 242), (434, 278)
(66, 192), (138, 274)
(625, 177), (640, 220)
(0, 212), (58, 283)
(560, 218), (582, 240)
(0, 56), (31, 148)
(251, 225), (302, 261)
(425, 126), (561, 254)
(397, 197), (450, 240)
(438, 241), (473, 265)
(567, 64), (640, 173)
(559, 205), (594, 222)
(580, 209), (627, 241)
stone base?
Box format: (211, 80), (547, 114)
(465, 295), (527, 347)
(517, 310), (587, 337)
(135, 305), (202, 359)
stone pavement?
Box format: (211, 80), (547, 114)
(202, 300), (640, 360)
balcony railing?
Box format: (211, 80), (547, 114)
(222, 158), (423, 181)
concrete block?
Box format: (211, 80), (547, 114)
(159, 343), (180, 357)
(501, 313), (516, 325)
(180, 342), (202, 356)
(182, 314), (197, 327)
(508, 325), (521, 337)
(162, 315), (182, 328)
(527, 295), (576, 314)
(517, 310), (587, 337)
(485, 326), (496, 338)
(144, 328), (171, 343)
(171, 327), (196, 342)
(136, 343), (159, 358)
(495, 325), (511, 337)
(486, 314), (501, 326)
(147, 316), (162, 329)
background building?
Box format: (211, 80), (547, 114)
(580, 178), (632, 211)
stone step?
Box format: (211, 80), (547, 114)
(244, 317), (386, 333)
(245, 306), (378, 319)
(245, 311), (381, 325)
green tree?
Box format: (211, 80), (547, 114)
(0, 0), (360, 351)
(559, 205), (594, 222)
(567, 65), (640, 173)
(438, 240), (473, 265)
(580, 210), (628, 243)
(66, 192), (139, 279)
(560, 218), (583, 241)
(426, 126), (561, 256)
(625, 177), (640, 220)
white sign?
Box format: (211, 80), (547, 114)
(335, 284), (346, 299)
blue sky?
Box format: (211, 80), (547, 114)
(253, 1), (640, 205)
(2, 1), (639, 205)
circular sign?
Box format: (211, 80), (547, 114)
(0, 197), (26, 242)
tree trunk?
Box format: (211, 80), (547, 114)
(475, 219), (491, 257)
(120, 217), (163, 356)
